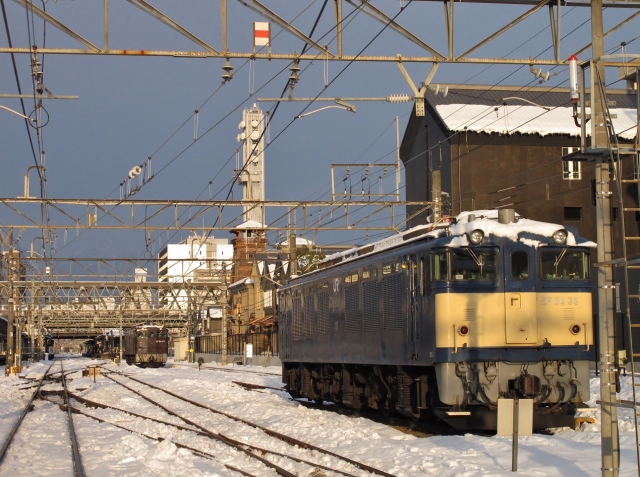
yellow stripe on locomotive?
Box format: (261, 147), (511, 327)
(435, 292), (593, 349)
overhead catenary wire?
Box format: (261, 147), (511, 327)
(6, 2), (640, 290)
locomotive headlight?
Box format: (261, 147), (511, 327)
(468, 229), (484, 245)
(458, 325), (470, 336)
(552, 229), (568, 245)
(570, 324), (581, 335)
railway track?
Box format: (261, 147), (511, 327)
(89, 368), (396, 477)
(231, 380), (465, 438)
(0, 359), (86, 477)
(198, 364), (282, 378)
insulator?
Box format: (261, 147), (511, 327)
(568, 54), (579, 102)
(222, 59), (234, 82)
(387, 93), (411, 103)
(222, 59), (234, 72)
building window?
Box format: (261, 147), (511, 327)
(562, 147), (581, 180)
(564, 207), (583, 220)
(263, 289), (272, 308)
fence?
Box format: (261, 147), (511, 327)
(195, 329), (278, 356)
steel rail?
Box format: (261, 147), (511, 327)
(69, 408), (256, 476)
(68, 386), (361, 477)
(103, 373), (298, 477)
(60, 361), (86, 477)
(62, 392), (257, 477)
(113, 372), (396, 477)
(0, 360), (55, 465)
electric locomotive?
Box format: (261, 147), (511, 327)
(279, 210), (595, 430)
(124, 325), (168, 367)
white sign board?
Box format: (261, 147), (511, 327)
(245, 343), (253, 358)
(497, 398), (533, 436)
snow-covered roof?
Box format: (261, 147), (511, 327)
(435, 104), (637, 139)
(278, 237), (314, 247)
(233, 219), (266, 230)
(424, 88), (637, 140)
(229, 277), (255, 289)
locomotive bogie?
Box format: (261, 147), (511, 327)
(128, 353), (166, 368)
(284, 362), (433, 419)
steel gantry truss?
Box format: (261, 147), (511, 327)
(2, 0), (640, 69)
(0, 275), (227, 336)
(0, 198), (433, 233)
(0, 197), (434, 336)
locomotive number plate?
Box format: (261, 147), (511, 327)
(539, 296), (579, 306)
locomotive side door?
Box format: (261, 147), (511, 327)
(405, 254), (420, 360)
(280, 291), (291, 359)
(504, 248), (538, 344)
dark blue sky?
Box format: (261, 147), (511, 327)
(0, 1), (636, 260)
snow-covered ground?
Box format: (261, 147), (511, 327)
(1, 356), (639, 476)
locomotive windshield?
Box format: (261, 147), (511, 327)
(434, 248), (498, 281)
(539, 249), (590, 280)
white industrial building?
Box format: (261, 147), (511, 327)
(157, 236), (233, 310)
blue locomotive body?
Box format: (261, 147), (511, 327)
(279, 210), (595, 430)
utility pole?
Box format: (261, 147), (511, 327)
(187, 284), (193, 363)
(431, 170), (442, 223)
(221, 283), (228, 366)
(289, 232), (297, 276)
(119, 312), (123, 365)
(591, 0), (620, 475)
(5, 228), (16, 375)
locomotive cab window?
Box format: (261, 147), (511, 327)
(433, 252), (448, 280)
(511, 251), (530, 280)
(539, 249), (590, 280)
(434, 249), (498, 281)
(451, 248), (498, 280)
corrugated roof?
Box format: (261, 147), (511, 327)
(425, 88), (638, 139)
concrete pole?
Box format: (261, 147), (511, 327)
(187, 286), (193, 363)
(5, 229), (15, 375)
(38, 300), (43, 361)
(431, 170), (442, 223)
(221, 284), (228, 365)
(119, 312), (123, 365)
(591, 1), (620, 475)
(289, 233), (297, 276)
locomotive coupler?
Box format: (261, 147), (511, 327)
(510, 370), (542, 398)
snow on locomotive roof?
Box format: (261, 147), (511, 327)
(451, 211), (596, 248)
(318, 210), (595, 270)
